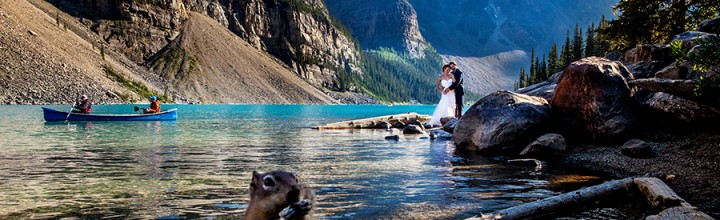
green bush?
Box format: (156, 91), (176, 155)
(103, 65), (169, 103)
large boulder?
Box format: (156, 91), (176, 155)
(519, 133), (567, 160)
(628, 78), (697, 97)
(642, 92), (720, 123)
(452, 91), (550, 154)
(697, 17), (720, 34)
(623, 44), (673, 64)
(551, 57), (637, 141)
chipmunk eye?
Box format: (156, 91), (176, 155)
(263, 176), (276, 188)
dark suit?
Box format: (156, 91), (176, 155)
(448, 68), (464, 118)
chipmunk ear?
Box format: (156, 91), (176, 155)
(250, 171), (260, 188)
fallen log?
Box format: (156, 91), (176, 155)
(476, 178), (635, 220)
(634, 177), (691, 209)
(312, 112), (431, 129)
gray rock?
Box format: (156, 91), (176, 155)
(516, 81), (555, 101)
(628, 78), (697, 97)
(452, 90), (550, 154)
(654, 62), (685, 79)
(642, 92), (720, 123)
(402, 124), (425, 135)
(672, 31), (717, 52)
(440, 116), (455, 125)
(519, 133), (567, 160)
(623, 44), (673, 64)
(406, 119), (425, 131)
(621, 139), (654, 158)
(551, 57), (637, 141)
(429, 130), (452, 140)
(442, 118), (458, 133)
(696, 17), (720, 34)
(626, 61), (670, 79)
(384, 135), (400, 141)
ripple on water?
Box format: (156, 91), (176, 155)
(0, 105), (606, 219)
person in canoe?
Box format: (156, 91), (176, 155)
(71, 95), (92, 113)
(142, 96), (161, 114)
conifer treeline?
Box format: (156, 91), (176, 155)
(514, 16), (611, 90)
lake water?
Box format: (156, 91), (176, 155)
(0, 104), (604, 219)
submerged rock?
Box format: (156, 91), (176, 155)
(519, 133), (567, 160)
(551, 57), (637, 142)
(453, 90), (550, 154)
(429, 130), (452, 140)
(385, 135), (400, 141)
(621, 139), (653, 158)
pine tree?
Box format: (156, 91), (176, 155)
(548, 42), (559, 74)
(595, 15), (611, 56)
(602, 0), (719, 51)
(533, 56), (540, 84)
(541, 54), (548, 82)
(529, 48), (536, 85)
(572, 24), (584, 61)
(560, 31), (573, 70)
(585, 22), (596, 57)
(520, 69), (525, 88)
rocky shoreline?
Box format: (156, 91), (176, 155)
(317, 18), (720, 219)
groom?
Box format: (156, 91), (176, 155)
(443, 61), (464, 118)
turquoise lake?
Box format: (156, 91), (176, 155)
(0, 104), (602, 219)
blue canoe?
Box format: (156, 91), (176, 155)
(42, 107), (177, 122)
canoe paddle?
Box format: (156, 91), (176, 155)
(64, 93), (79, 122)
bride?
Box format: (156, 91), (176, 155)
(428, 64), (456, 126)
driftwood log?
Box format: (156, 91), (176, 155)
(477, 178), (635, 220)
(473, 177), (714, 220)
(312, 112), (431, 129)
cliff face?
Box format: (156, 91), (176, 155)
(49, 0), (361, 90)
(325, 0), (425, 58)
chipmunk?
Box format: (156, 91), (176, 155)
(244, 171), (315, 220)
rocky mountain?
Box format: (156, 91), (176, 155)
(325, 0), (425, 58)
(1, 0), (373, 104)
(326, 0), (617, 95)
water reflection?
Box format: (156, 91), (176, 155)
(0, 105), (603, 219)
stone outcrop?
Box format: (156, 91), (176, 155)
(641, 92), (720, 123)
(453, 90), (550, 154)
(551, 57), (637, 141)
(519, 133), (567, 160)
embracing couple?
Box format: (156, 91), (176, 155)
(429, 61), (464, 126)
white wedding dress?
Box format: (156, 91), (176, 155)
(429, 78), (456, 126)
